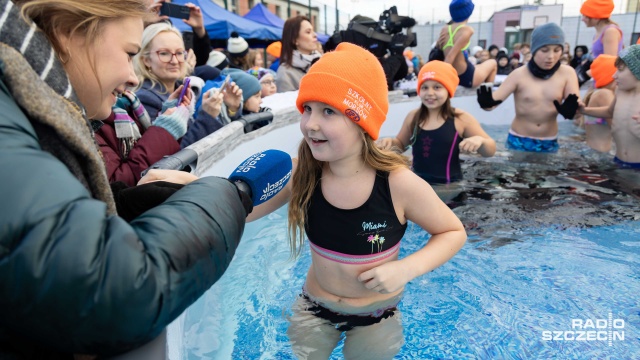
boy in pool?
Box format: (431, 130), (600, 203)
(476, 22), (580, 152)
(247, 43), (467, 359)
(579, 45), (640, 168)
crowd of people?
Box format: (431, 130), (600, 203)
(1, 0), (639, 359)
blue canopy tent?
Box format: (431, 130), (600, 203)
(242, 3), (330, 44)
(170, 0), (281, 40)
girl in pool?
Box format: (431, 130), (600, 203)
(378, 61), (496, 184)
(248, 43), (467, 359)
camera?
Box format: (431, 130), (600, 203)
(325, 6), (417, 58)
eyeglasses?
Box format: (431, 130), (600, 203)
(261, 79), (276, 86)
(155, 50), (187, 63)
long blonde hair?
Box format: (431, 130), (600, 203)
(287, 133), (410, 257)
(133, 22), (187, 93)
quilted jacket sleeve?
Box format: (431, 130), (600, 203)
(0, 78), (247, 356)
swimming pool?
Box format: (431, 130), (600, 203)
(168, 94), (640, 359)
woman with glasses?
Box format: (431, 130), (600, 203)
(134, 22), (243, 132)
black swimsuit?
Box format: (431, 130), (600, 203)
(304, 171), (407, 264)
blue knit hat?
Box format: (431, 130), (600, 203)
(221, 68), (262, 98)
(450, 0), (475, 22)
(619, 45), (640, 80)
(531, 22), (565, 55)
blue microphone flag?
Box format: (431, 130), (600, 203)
(228, 150), (292, 206)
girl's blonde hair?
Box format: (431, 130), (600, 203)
(287, 132), (410, 257)
(133, 22), (187, 93)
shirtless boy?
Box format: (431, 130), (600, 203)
(579, 45), (640, 168)
(476, 22), (580, 152)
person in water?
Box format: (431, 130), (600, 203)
(377, 60), (496, 184)
(247, 43), (467, 359)
(476, 22), (580, 153)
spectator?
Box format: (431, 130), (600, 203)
(496, 52), (512, 75)
(247, 67), (278, 97)
(488, 44), (499, 59)
(226, 31), (252, 70)
(469, 45), (483, 65)
(277, 15), (321, 92)
(571, 45), (590, 68)
(247, 48), (264, 69)
(96, 91), (188, 187)
(181, 68), (267, 147)
(0, 0), (249, 358)
(207, 49), (230, 70)
(266, 41), (282, 72)
(133, 22), (233, 131)
(509, 54), (521, 69)
(580, 0), (623, 58)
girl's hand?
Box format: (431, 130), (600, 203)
(376, 137), (394, 150)
(201, 89), (224, 118)
(358, 261), (410, 294)
(138, 169), (198, 186)
(459, 136), (484, 154)
(223, 81), (243, 113)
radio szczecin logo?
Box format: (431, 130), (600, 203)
(542, 313), (624, 346)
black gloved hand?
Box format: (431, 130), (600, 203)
(476, 85), (502, 109)
(229, 180), (253, 216)
(111, 181), (184, 223)
(553, 94), (579, 120)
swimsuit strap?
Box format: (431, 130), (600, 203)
(442, 25), (470, 51)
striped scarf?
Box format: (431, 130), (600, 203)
(113, 90), (152, 158)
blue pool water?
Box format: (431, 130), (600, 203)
(180, 121), (640, 359)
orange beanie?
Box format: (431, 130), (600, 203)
(580, 0), (614, 19)
(590, 54), (617, 88)
(296, 42), (388, 140)
(417, 60), (459, 98)
(266, 41), (282, 58)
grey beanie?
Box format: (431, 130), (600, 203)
(531, 23), (565, 55)
(619, 45), (640, 80)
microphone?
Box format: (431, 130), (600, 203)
(228, 150), (292, 206)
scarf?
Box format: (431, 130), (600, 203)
(527, 59), (561, 80)
(291, 49), (321, 73)
(113, 90), (152, 158)
(0, 0), (116, 215)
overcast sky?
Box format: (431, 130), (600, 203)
(314, 0), (629, 24)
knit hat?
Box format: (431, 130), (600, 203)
(416, 60), (459, 98)
(227, 32), (249, 58)
(590, 54), (617, 88)
(619, 45), (640, 80)
(449, 0), (475, 22)
(580, 0), (614, 19)
(470, 45), (483, 57)
(296, 42), (388, 140)
(222, 68), (262, 98)
(266, 41), (282, 58)
(207, 50), (229, 70)
(531, 22), (565, 55)
(246, 67), (277, 83)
